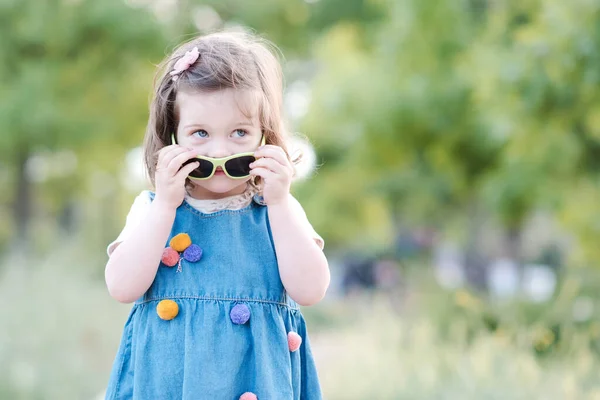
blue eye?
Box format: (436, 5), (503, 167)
(233, 129), (248, 138)
(192, 130), (208, 138)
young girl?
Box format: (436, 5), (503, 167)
(104, 31), (329, 400)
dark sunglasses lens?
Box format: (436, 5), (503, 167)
(183, 158), (214, 178)
(224, 156), (255, 177)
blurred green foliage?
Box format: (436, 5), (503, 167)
(3, 1), (600, 398)
(298, 0), (600, 264)
(2, 0), (600, 266)
(0, 0), (168, 253)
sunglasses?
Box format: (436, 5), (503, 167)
(171, 134), (265, 180)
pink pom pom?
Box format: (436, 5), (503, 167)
(288, 331), (302, 352)
(161, 247), (180, 267)
(239, 392), (257, 400)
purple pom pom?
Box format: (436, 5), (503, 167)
(183, 244), (203, 262)
(230, 304), (251, 325)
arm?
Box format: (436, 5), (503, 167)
(105, 144), (199, 303)
(105, 202), (176, 303)
(268, 197), (330, 306)
(250, 145), (330, 306)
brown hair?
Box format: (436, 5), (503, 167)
(143, 31), (295, 186)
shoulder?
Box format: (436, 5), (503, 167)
(119, 190), (155, 228)
(286, 194), (314, 224)
(131, 190), (154, 209)
(287, 193), (309, 215)
(137, 190), (154, 203)
(287, 194), (325, 250)
(107, 190), (153, 256)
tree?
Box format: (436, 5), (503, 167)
(299, 0), (600, 269)
(0, 0), (165, 248)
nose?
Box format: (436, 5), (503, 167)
(200, 139), (232, 159)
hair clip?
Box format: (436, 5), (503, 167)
(170, 46), (200, 82)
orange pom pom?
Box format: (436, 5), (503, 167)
(161, 247), (180, 267)
(288, 331), (302, 352)
(156, 300), (179, 320)
(169, 233), (192, 252)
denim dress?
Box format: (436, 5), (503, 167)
(105, 194), (322, 399)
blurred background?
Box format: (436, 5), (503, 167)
(3, 0), (600, 398)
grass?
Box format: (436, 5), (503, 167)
(2, 248), (600, 399)
(310, 298), (600, 399)
(0, 250), (130, 400)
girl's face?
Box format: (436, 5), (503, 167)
(175, 88), (263, 199)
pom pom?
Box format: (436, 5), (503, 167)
(156, 300), (179, 320)
(230, 304), (251, 325)
(239, 392), (257, 400)
(169, 233), (192, 252)
(183, 244), (203, 262)
(161, 247), (180, 267)
(288, 331), (302, 352)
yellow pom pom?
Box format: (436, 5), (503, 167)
(169, 233), (192, 252)
(156, 300), (179, 320)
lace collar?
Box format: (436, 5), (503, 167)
(184, 184), (264, 214)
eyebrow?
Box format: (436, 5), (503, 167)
(234, 122), (257, 128)
(182, 122), (257, 130)
(182, 124), (205, 130)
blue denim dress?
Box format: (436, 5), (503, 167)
(105, 195), (322, 399)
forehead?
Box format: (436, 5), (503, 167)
(176, 88), (259, 124)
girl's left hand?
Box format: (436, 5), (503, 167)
(250, 145), (294, 206)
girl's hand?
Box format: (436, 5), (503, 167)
(250, 145), (294, 206)
(153, 145), (199, 210)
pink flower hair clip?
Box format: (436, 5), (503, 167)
(170, 46), (200, 82)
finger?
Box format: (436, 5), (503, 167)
(249, 167), (275, 181)
(250, 158), (288, 175)
(253, 145), (290, 168)
(167, 149), (199, 173)
(254, 145), (289, 166)
(156, 144), (184, 162)
(157, 150), (192, 177)
(158, 146), (192, 168)
(175, 160), (200, 181)
(157, 149), (187, 173)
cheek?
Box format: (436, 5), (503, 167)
(174, 129), (185, 145)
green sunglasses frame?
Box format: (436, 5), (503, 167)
(171, 134), (265, 180)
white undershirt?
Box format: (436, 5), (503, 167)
(107, 190), (324, 256)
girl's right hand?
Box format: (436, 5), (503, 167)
(153, 145), (199, 210)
